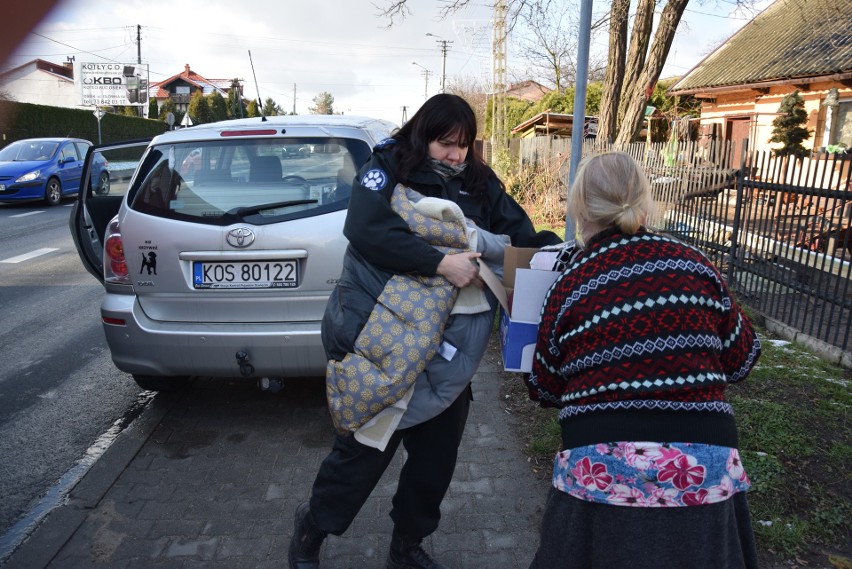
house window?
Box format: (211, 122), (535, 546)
(828, 99), (852, 147)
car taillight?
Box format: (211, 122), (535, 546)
(104, 218), (130, 284)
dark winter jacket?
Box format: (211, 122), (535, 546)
(322, 141), (562, 430)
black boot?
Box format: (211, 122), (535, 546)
(288, 502), (327, 569)
(386, 529), (450, 569)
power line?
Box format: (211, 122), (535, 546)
(30, 32), (122, 63)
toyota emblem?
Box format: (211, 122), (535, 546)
(226, 227), (256, 248)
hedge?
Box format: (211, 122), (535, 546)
(0, 100), (167, 148)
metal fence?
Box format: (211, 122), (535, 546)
(668, 149), (852, 355)
(515, 137), (852, 356)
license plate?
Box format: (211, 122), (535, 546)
(192, 260), (298, 289)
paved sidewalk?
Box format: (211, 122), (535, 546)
(5, 341), (548, 569)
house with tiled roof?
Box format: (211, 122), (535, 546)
(0, 58), (78, 108)
(149, 64), (241, 115)
(668, 0), (852, 163)
(507, 80), (551, 103)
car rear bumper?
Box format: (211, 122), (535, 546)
(100, 293), (328, 378)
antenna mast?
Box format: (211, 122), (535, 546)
(248, 50), (266, 120)
(491, 0), (507, 158)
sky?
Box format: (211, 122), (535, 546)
(5, 0), (774, 125)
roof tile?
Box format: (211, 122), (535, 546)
(670, 0), (852, 93)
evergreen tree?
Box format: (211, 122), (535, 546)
(188, 91), (212, 125)
(309, 92), (334, 115)
(207, 91), (228, 122)
(246, 99), (260, 118)
(262, 97), (283, 116)
(148, 98), (159, 119)
(158, 98), (177, 122)
(768, 90), (811, 156)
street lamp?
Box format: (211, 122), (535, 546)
(411, 61), (432, 101)
(425, 33), (452, 93)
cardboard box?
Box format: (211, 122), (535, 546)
(483, 246), (559, 373)
(499, 309), (539, 372)
(502, 246), (538, 289)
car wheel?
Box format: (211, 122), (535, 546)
(95, 172), (110, 195)
(132, 374), (190, 392)
(44, 177), (62, 206)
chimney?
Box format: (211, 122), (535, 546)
(184, 64), (190, 75)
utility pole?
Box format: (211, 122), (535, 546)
(491, 0), (508, 157)
(137, 25), (143, 117)
(565, 0), (593, 241)
(293, 83), (296, 115)
(411, 61), (431, 101)
(426, 33), (452, 93)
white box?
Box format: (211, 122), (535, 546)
(480, 246), (559, 373)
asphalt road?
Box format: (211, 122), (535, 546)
(0, 198), (145, 548)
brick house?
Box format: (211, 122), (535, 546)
(149, 64), (241, 116)
(668, 0), (852, 167)
(0, 58), (78, 108)
(506, 80), (551, 103)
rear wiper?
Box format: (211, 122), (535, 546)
(231, 199), (318, 218)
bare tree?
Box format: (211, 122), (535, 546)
(376, 0), (760, 145)
(516, 0), (581, 92)
(309, 92), (335, 115)
(596, 0), (629, 144)
(445, 75), (488, 133)
(599, 0), (763, 145)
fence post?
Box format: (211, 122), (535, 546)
(726, 140), (750, 286)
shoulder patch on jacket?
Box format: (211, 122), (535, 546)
(361, 168), (389, 191)
(374, 138), (396, 150)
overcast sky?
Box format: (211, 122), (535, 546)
(6, 0), (773, 125)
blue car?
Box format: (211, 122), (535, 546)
(0, 137), (110, 206)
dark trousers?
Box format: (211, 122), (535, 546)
(309, 385), (472, 539)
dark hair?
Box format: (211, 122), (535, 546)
(392, 93), (495, 198)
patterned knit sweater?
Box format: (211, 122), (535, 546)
(527, 227), (761, 414)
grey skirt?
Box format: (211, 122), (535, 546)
(529, 487), (759, 569)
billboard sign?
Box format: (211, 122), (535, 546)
(75, 62), (149, 107)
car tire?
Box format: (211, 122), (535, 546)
(95, 172), (110, 195)
(45, 177), (62, 206)
(133, 374), (190, 392)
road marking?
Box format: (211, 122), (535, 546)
(10, 211), (45, 218)
(0, 248), (59, 264)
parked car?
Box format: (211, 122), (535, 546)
(0, 137), (109, 205)
(70, 115), (396, 391)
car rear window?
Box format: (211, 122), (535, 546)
(128, 137), (370, 225)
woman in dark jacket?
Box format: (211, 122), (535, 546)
(289, 93), (561, 569)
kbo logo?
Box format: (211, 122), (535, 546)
(83, 77), (124, 85)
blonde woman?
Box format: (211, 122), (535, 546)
(526, 152), (761, 568)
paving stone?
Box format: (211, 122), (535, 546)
(10, 341), (550, 569)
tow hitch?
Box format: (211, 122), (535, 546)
(235, 351), (255, 376)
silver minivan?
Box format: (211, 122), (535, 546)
(70, 115), (396, 391)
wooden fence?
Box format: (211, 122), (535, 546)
(513, 137), (852, 357)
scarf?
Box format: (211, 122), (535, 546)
(427, 157), (467, 180)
